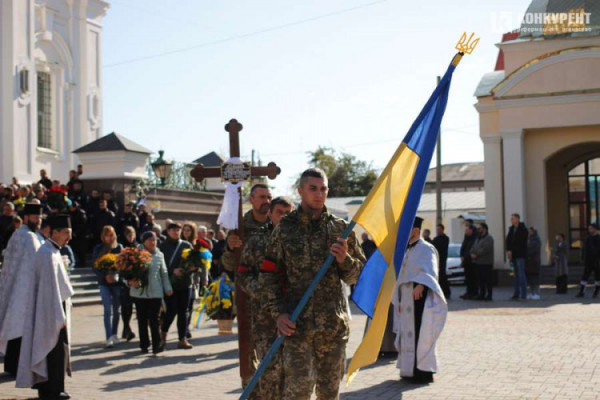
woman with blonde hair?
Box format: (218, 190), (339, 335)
(92, 225), (123, 348)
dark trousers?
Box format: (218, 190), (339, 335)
(556, 275), (568, 294)
(413, 283), (433, 381)
(134, 298), (162, 352)
(35, 328), (67, 398)
(4, 337), (21, 376)
(438, 263), (451, 298)
(120, 286), (134, 336)
(70, 236), (86, 268)
(162, 288), (191, 340)
(581, 260), (600, 283)
(477, 264), (493, 299)
(186, 291), (197, 335)
(465, 263), (479, 297)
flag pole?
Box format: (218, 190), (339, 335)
(241, 33), (479, 398)
(239, 221), (356, 399)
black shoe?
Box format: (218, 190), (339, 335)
(485, 297), (493, 301)
(510, 295), (519, 300)
(141, 348), (149, 354)
(153, 347), (164, 355)
(459, 294), (468, 300)
(59, 392), (71, 399)
(126, 331), (136, 342)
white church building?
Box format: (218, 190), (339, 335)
(0, 0), (109, 184)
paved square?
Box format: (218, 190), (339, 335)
(1, 286), (600, 400)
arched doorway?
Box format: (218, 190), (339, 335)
(568, 158), (600, 248)
(545, 142), (600, 261)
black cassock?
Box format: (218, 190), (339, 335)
(33, 303), (68, 398)
(4, 337), (22, 376)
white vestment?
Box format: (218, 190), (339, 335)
(16, 240), (74, 388)
(0, 226), (41, 354)
(391, 239), (447, 377)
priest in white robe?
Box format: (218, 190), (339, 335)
(0, 203), (43, 377)
(16, 214), (74, 400)
(392, 217), (447, 384)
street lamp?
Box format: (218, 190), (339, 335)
(151, 150), (172, 186)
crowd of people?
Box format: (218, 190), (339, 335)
(0, 169), (230, 399)
(2, 166), (600, 399)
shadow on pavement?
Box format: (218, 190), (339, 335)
(341, 379), (428, 399)
(98, 348), (238, 375)
(101, 362), (237, 392)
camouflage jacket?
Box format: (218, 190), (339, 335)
(221, 210), (270, 273)
(258, 206), (365, 339)
(237, 222), (275, 334)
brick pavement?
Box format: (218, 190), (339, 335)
(1, 286), (600, 400)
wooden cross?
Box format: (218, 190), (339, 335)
(190, 118), (281, 383)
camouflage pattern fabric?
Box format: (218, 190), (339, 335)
(258, 206), (365, 399)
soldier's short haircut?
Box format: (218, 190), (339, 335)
(299, 168), (328, 187)
(250, 183), (269, 196)
(511, 213), (521, 220)
(269, 196), (294, 212)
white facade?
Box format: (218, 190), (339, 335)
(0, 0), (109, 184)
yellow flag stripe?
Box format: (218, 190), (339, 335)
(347, 144), (420, 383)
(353, 143), (420, 265)
(347, 262), (397, 383)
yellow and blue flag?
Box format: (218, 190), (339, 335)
(347, 53), (461, 381)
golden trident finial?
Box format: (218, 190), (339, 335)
(451, 32), (479, 66)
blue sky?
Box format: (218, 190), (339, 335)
(103, 0), (530, 195)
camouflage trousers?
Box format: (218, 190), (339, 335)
(282, 331), (347, 400)
(248, 336), (284, 400)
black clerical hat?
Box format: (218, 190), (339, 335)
(47, 214), (71, 230)
(23, 203), (43, 215)
(413, 216), (424, 229)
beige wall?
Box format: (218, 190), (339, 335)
(477, 38), (600, 269)
(524, 126), (600, 264)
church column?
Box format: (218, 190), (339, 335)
(482, 135), (506, 269)
(501, 128), (527, 223)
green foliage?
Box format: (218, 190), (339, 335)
(300, 146), (378, 197)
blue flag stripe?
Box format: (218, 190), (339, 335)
(352, 62), (456, 318)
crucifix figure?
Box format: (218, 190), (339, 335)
(190, 118), (281, 384)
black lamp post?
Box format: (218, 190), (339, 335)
(151, 150), (172, 186)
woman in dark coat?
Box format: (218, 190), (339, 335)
(526, 227), (541, 300)
(554, 233), (569, 294)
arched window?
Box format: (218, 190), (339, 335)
(568, 158), (600, 248)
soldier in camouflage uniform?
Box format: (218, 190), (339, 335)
(221, 183), (272, 386)
(259, 168), (366, 400)
(237, 197), (294, 400)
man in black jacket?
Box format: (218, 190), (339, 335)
(506, 213), (528, 300)
(159, 222), (193, 350)
(576, 223), (600, 298)
(433, 224), (451, 298)
(91, 199), (117, 245)
(460, 224), (478, 299)
(118, 202), (139, 239)
(68, 202), (88, 267)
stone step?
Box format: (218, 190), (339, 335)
(71, 280), (98, 289)
(72, 296), (101, 307)
(74, 287), (101, 298)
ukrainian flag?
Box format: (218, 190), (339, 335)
(347, 52), (462, 382)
